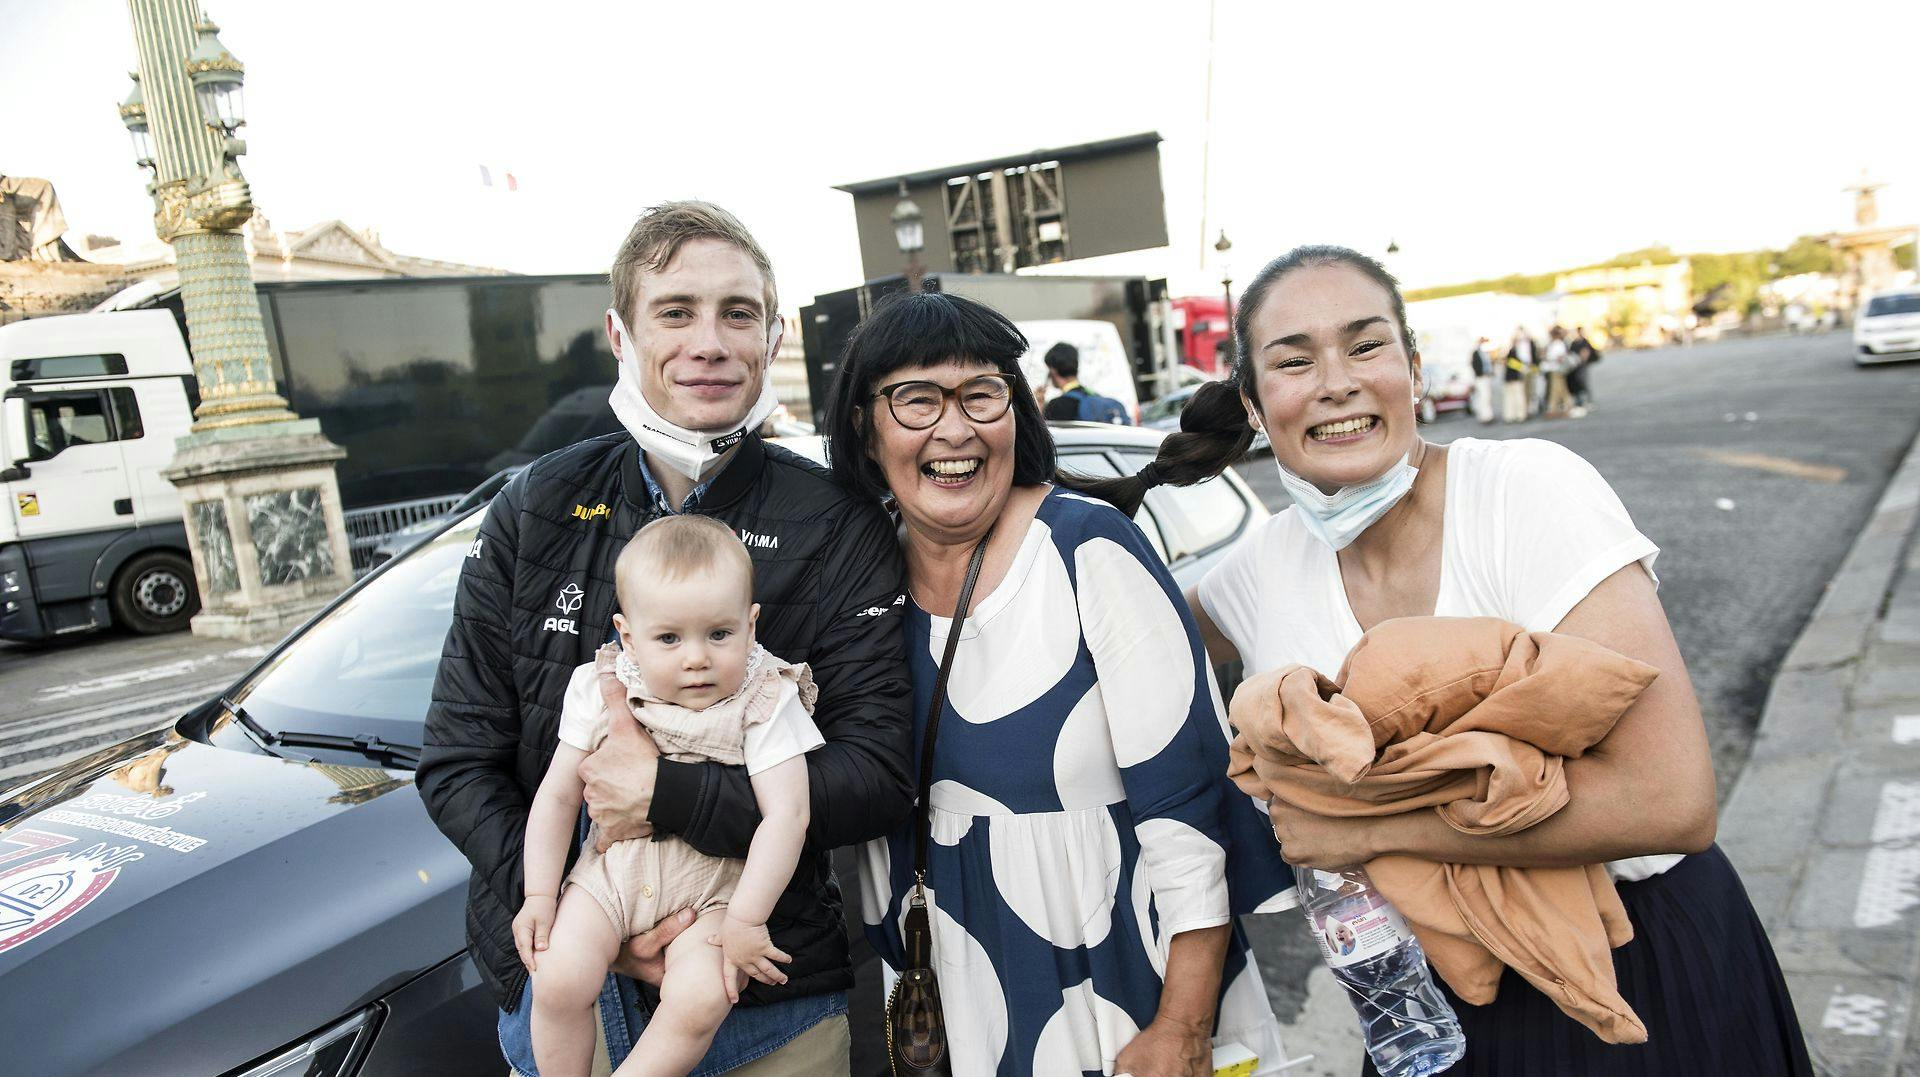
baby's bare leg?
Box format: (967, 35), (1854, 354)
(615, 909), (733, 1077)
(531, 890), (622, 1077)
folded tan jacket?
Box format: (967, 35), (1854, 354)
(1227, 616), (1660, 1044)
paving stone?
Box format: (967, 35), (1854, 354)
(1856, 666), (1920, 709)
(1750, 668), (1852, 759)
(1878, 610), (1920, 647)
(1791, 846), (1920, 935)
(1769, 925), (1920, 980)
(1847, 708), (1920, 759)
(1722, 752), (1837, 869)
(1821, 764), (1920, 847)
(1786, 972), (1910, 1077)
(1735, 865), (1798, 931)
(1789, 614), (1876, 671)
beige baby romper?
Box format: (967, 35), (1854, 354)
(557, 641), (820, 939)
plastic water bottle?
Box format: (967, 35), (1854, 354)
(1296, 865), (1466, 1076)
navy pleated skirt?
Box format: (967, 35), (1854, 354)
(1362, 844), (1811, 1077)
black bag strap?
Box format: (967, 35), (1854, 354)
(912, 528), (994, 880)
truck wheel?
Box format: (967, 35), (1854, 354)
(111, 551), (200, 634)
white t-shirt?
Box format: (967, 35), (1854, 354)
(554, 661), (825, 776)
(1198, 437), (1680, 881)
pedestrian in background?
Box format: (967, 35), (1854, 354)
(1041, 342), (1132, 425)
(1569, 327), (1599, 415)
(1470, 337), (1495, 424)
(1543, 327), (1574, 417)
(1121, 244), (1813, 1076)
(1502, 329), (1531, 423)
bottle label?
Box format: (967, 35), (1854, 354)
(1306, 888), (1411, 968)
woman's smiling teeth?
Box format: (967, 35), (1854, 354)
(924, 458), (982, 484)
(1309, 416), (1378, 442)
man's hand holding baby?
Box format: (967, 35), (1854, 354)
(581, 671), (660, 850)
(711, 913), (792, 1003)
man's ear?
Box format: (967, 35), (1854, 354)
(765, 320), (784, 368)
(1410, 351), (1425, 400)
(605, 308), (629, 364)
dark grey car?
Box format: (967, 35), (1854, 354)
(0, 424), (1264, 1076)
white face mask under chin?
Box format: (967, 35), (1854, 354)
(606, 309), (780, 482)
(1272, 453), (1419, 552)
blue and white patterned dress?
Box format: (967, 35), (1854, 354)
(861, 487), (1296, 1076)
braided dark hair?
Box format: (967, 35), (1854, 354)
(1063, 244), (1415, 514)
(1052, 379), (1253, 516)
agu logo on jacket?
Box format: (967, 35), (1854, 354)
(544, 583), (585, 635)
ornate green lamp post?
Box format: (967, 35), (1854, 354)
(121, 1), (353, 638)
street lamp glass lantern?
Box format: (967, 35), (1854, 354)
(186, 19), (246, 132)
(128, 118), (155, 168)
(119, 78), (153, 168)
(890, 181), (925, 256)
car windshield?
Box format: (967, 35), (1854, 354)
(1866, 295), (1920, 317)
(230, 512), (481, 745)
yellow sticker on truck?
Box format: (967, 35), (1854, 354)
(16, 493), (38, 517)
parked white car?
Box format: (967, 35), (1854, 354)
(1855, 288), (1920, 366)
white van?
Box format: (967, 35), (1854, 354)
(0, 310), (200, 638)
(1016, 319), (1141, 422)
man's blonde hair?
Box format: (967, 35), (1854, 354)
(610, 201), (779, 337)
(614, 515), (753, 609)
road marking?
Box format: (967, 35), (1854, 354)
(1696, 448), (1848, 484)
(1894, 715), (1920, 745)
(1854, 781), (1920, 929)
(36, 646), (268, 702)
(0, 680), (229, 793)
(2, 681), (227, 740)
(1821, 989), (1889, 1036)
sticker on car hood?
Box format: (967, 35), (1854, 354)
(0, 832), (142, 955)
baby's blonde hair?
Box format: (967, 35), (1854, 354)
(614, 515), (753, 611)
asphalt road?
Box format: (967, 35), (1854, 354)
(6, 329), (1918, 1074)
(1227, 328), (1920, 1070)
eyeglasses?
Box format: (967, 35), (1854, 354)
(872, 373), (1015, 430)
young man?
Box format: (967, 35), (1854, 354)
(419, 202), (913, 1075)
(1041, 341), (1130, 424)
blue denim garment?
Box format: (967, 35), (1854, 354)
(635, 450), (715, 515)
(496, 808), (846, 1075)
(498, 977), (846, 1077)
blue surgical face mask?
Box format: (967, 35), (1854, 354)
(1273, 454), (1418, 551)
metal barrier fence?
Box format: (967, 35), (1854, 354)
(343, 494), (463, 575)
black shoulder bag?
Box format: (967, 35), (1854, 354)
(886, 529), (993, 1077)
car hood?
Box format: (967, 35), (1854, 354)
(0, 728), (472, 1076)
(1862, 312), (1920, 333)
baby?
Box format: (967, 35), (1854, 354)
(515, 515), (821, 1077)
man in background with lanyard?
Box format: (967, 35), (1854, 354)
(420, 201), (913, 1075)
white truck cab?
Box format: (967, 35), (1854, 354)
(0, 309), (200, 639)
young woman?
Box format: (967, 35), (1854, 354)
(1089, 245), (1811, 1075)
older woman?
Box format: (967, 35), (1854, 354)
(1110, 245), (1811, 1075)
(828, 293), (1291, 1077)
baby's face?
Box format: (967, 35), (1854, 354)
(614, 568), (758, 710)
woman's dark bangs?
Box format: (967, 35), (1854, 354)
(864, 293), (1030, 388)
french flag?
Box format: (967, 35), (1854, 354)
(478, 165), (518, 192)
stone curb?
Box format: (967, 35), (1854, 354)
(1720, 425), (1920, 1077)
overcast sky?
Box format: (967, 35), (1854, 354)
(6, 0), (1916, 309)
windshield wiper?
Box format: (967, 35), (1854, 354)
(221, 699), (422, 769)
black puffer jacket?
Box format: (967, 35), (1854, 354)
(417, 432), (914, 1011)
